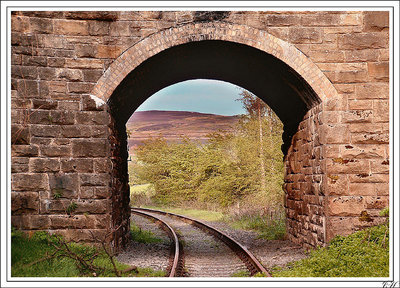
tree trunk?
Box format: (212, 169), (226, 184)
(258, 101), (266, 194)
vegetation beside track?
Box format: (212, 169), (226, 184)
(271, 217), (389, 277)
(11, 229), (165, 277)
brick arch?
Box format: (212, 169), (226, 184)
(91, 22), (337, 104)
(94, 21), (342, 249)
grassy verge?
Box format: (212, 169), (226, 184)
(11, 229), (165, 277)
(271, 223), (389, 277)
(130, 223), (163, 244)
(143, 205), (225, 222)
(230, 214), (286, 240)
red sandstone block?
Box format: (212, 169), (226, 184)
(30, 17), (53, 34)
(11, 192), (39, 215)
(375, 183), (389, 196)
(325, 174), (348, 196)
(351, 132), (389, 144)
(31, 125), (60, 137)
(11, 145), (39, 157)
(65, 58), (104, 69)
(29, 158), (60, 172)
(349, 173), (388, 183)
(363, 11), (389, 32)
(327, 196), (365, 216)
(72, 139), (107, 157)
(348, 183), (376, 196)
(341, 143), (386, 159)
(348, 99), (373, 110)
(288, 27), (322, 44)
(371, 159), (390, 174)
(54, 19), (89, 36)
(344, 49), (379, 62)
(338, 32), (388, 50)
(373, 100), (389, 122)
(368, 62), (389, 81)
(326, 158), (370, 174)
(60, 158), (93, 173)
(75, 111), (110, 125)
(325, 217), (357, 242)
(342, 110), (373, 123)
(11, 157), (29, 173)
(309, 50), (345, 63)
(12, 173), (48, 191)
(320, 125), (350, 144)
(67, 82), (94, 94)
(40, 145), (72, 157)
(11, 16), (31, 33)
(353, 83), (389, 100)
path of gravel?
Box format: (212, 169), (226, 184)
(203, 221), (308, 270)
(117, 212), (307, 277)
(116, 214), (171, 273)
(143, 211), (248, 277)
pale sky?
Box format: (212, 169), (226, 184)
(135, 79), (247, 116)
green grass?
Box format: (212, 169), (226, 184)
(11, 229), (165, 277)
(231, 270), (251, 277)
(143, 205), (225, 222)
(271, 223), (389, 277)
(230, 214), (286, 240)
(130, 223), (163, 244)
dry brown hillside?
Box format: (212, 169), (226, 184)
(126, 110), (239, 153)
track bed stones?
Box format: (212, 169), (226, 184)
(135, 209), (265, 277)
(116, 214), (170, 273)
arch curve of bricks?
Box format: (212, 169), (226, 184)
(10, 11), (390, 250)
(91, 22), (338, 104)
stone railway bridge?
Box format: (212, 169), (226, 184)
(10, 10), (390, 251)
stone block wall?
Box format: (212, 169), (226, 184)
(10, 10), (390, 249)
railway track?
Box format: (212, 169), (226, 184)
(131, 207), (271, 277)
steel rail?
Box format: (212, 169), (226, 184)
(132, 207), (271, 277)
(131, 208), (181, 277)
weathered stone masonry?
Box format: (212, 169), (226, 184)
(10, 11), (389, 250)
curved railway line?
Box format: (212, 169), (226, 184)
(131, 207), (271, 277)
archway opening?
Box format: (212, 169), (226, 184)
(106, 40), (321, 248)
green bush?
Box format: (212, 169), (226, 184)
(271, 223), (389, 277)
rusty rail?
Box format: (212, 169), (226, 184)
(132, 207), (271, 277)
(131, 209), (182, 277)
